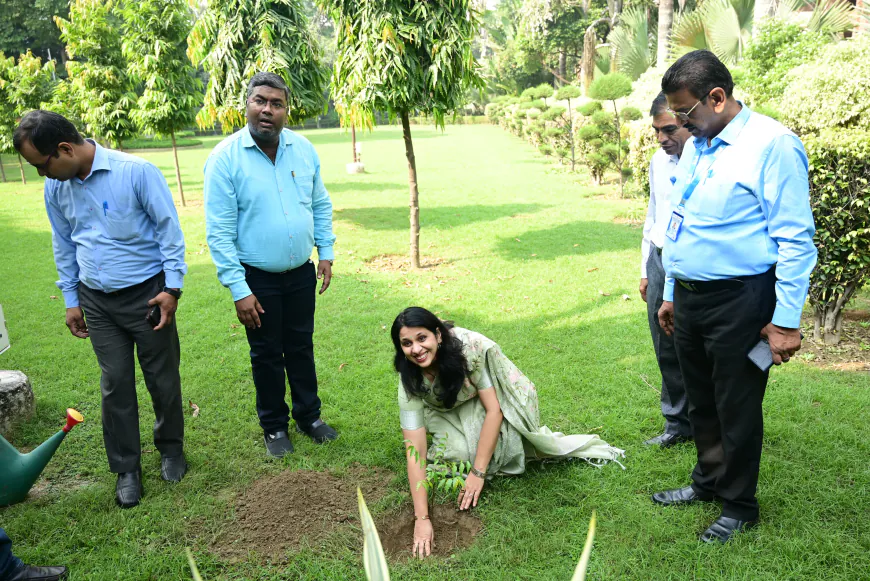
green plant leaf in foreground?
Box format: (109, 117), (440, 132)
(571, 510), (597, 581)
(359, 488), (391, 581)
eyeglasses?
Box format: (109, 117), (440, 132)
(667, 91), (712, 123)
(34, 149), (58, 173)
(249, 97), (286, 111)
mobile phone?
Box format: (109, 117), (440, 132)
(146, 304), (161, 328)
(747, 331), (804, 371)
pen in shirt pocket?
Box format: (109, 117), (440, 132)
(102, 201), (108, 216)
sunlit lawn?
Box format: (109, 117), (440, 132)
(0, 124), (868, 580)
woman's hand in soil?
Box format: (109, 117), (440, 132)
(458, 473), (485, 510)
(413, 518), (434, 559)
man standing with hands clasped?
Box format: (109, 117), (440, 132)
(652, 51), (817, 543)
(205, 73), (338, 458)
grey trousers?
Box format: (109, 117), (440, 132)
(645, 247), (691, 436)
(79, 273), (184, 473)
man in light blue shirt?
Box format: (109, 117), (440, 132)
(650, 51), (817, 543)
(14, 110), (189, 509)
(205, 73), (337, 458)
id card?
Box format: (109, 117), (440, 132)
(665, 211), (684, 242)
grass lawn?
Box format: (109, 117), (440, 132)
(0, 125), (868, 580)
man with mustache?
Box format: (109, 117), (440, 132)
(639, 92), (693, 449)
(204, 73), (337, 458)
(652, 51), (817, 543)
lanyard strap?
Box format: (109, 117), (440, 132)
(678, 144), (726, 209)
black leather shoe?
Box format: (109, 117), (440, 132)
(116, 465), (143, 508)
(7, 565), (69, 580)
(643, 432), (692, 448)
(296, 419), (338, 443)
(651, 485), (711, 507)
(264, 430), (294, 458)
(160, 453), (188, 483)
(700, 515), (758, 543)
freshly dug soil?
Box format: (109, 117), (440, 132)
(211, 465), (392, 561)
(377, 503), (483, 559)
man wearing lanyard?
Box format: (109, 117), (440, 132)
(205, 73), (337, 458)
(14, 111), (189, 509)
(639, 92), (693, 448)
(651, 51), (817, 543)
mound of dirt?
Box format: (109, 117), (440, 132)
(377, 503), (483, 559)
(211, 465), (392, 561)
(364, 253), (447, 271)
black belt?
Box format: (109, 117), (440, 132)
(83, 273), (160, 296)
(655, 246), (663, 256)
(676, 278), (744, 292)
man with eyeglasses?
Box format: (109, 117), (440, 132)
(13, 110), (189, 509)
(204, 72), (338, 458)
(650, 51), (817, 543)
(639, 92), (693, 449)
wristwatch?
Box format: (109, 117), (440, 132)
(163, 287), (183, 299)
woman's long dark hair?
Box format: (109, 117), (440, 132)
(391, 307), (469, 409)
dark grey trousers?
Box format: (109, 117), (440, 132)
(79, 273), (184, 473)
(645, 247), (691, 436)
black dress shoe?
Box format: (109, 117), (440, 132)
(651, 485), (711, 506)
(700, 515), (758, 543)
(7, 565), (69, 580)
(116, 466), (143, 509)
(296, 419), (338, 443)
(160, 453), (188, 483)
(643, 432), (693, 448)
(264, 430), (294, 458)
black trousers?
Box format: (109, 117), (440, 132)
(79, 273), (185, 473)
(243, 261), (321, 433)
(0, 528), (23, 579)
(673, 268), (776, 521)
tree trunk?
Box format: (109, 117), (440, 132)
(657, 0), (674, 66)
(753, 0), (776, 35)
(582, 22), (601, 96)
(17, 154), (26, 184)
(567, 97), (576, 172)
(352, 125), (358, 163)
(558, 50), (567, 87)
(813, 284), (857, 345)
(612, 101), (624, 197)
(0, 154), (6, 182)
(401, 112), (421, 269)
(170, 132), (186, 207)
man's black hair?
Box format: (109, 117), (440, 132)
(661, 50), (734, 99)
(650, 91), (669, 117)
(13, 110), (84, 155)
(246, 72), (290, 101)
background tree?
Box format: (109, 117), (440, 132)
(320, 0), (484, 269)
(0, 55), (16, 183)
(188, 0), (328, 133)
(0, 0), (69, 67)
(657, 0), (674, 64)
(120, 0), (203, 207)
(585, 72), (637, 196)
(55, 0), (138, 149)
(5, 51), (57, 183)
(608, 6), (657, 80)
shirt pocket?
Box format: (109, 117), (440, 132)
(692, 174), (732, 220)
(103, 210), (137, 242)
(293, 172), (315, 205)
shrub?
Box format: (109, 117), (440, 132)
(576, 101), (602, 116)
(519, 99), (547, 110)
(621, 107), (642, 122)
(625, 118), (658, 197)
(740, 20), (830, 108)
(779, 38), (870, 135)
(623, 66), (667, 113)
(538, 143), (554, 156)
(805, 129), (870, 345)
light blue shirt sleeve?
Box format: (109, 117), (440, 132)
(44, 182), (81, 308)
(760, 135), (817, 328)
(138, 163), (187, 289)
(310, 146), (336, 261)
(204, 155), (251, 301)
(663, 277), (675, 302)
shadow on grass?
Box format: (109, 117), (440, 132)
(326, 181), (405, 194)
(495, 221), (639, 260)
(334, 203), (546, 231)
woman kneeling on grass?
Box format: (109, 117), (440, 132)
(392, 307), (624, 558)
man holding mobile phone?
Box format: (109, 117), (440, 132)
(14, 111), (189, 509)
(652, 52), (817, 543)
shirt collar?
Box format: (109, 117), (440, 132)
(89, 139), (111, 173)
(241, 124), (288, 149)
(693, 100), (751, 150)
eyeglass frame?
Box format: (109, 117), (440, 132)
(34, 148), (59, 173)
(666, 90), (713, 123)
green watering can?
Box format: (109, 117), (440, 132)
(0, 408), (83, 506)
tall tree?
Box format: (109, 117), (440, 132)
(188, 0), (328, 133)
(0, 55), (16, 183)
(6, 51), (57, 183)
(657, 0), (674, 64)
(0, 0), (69, 65)
(55, 0), (138, 149)
(320, 0), (484, 268)
(119, 0), (202, 207)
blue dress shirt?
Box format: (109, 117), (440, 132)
(662, 104), (817, 328)
(204, 126), (336, 301)
(44, 141), (188, 309)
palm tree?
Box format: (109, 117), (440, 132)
(657, 0), (674, 65)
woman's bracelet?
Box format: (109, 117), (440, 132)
(470, 466), (487, 478)
(415, 514), (429, 520)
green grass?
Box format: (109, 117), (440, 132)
(1, 125), (868, 580)
(125, 137), (203, 150)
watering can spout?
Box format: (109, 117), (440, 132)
(0, 408), (83, 506)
